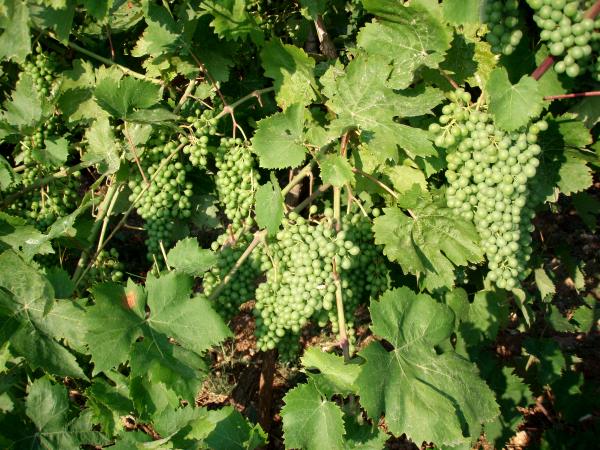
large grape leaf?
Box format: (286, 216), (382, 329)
(23, 377), (107, 450)
(261, 39), (317, 109)
(326, 55), (438, 162)
(0, 251), (86, 379)
(486, 68), (543, 132)
(84, 272), (231, 399)
(355, 288), (499, 447)
(0, 0), (31, 63)
(373, 201), (484, 291)
(358, 0), (451, 89)
(281, 381), (345, 450)
(251, 103), (307, 169)
(166, 237), (217, 276)
(94, 76), (161, 119)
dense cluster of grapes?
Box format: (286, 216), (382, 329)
(214, 138), (258, 230)
(254, 209), (387, 355)
(182, 106), (218, 168)
(483, 0), (524, 55)
(203, 233), (262, 320)
(7, 166), (80, 230)
(528, 0), (598, 77)
(430, 89), (547, 289)
(128, 136), (193, 260)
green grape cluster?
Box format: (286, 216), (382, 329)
(182, 106), (219, 168)
(21, 46), (57, 96)
(7, 145), (80, 230)
(528, 0), (597, 77)
(254, 209), (388, 354)
(83, 248), (125, 285)
(127, 136), (193, 260)
(214, 138), (259, 230)
(203, 233), (262, 320)
(430, 88), (547, 289)
(483, 0), (524, 55)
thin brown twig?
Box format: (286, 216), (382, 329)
(123, 122), (149, 185)
(544, 90), (600, 101)
(440, 70), (460, 90)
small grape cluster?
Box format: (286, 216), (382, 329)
(203, 233), (262, 320)
(21, 45), (57, 97)
(483, 0), (524, 55)
(430, 88), (547, 289)
(254, 209), (388, 355)
(182, 106), (219, 168)
(7, 146), (80, 230)
(528, 0), (598, 77)
(83, 248), (125, 285)
(214, 138), (259, 230)
(128, 136), (193, 260)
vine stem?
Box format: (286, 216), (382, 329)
(332, 259), (350, 361)
(72, 179), (119, 283)
(0, 161), (90, 208)
(213, 87), (276, 121)
(96, 183), (122, 253)
(532, 0), (600, 80)
(544, 90), (600, 100)
(123, 122), (149, 185)
(73, 143), (186, 288)
(314, 15), (337, 59)
(173, 78), (198, 115)
(46, 32), (163, 85)
(292, 183), (331, 213)
(351, 168), (417, 218)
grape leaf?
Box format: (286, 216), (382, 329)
(0, 0), (31, 63)
(373, 202), (484, 291)
(442, 0), (481, 25)
(357, 1), (451, 89)
(94, 76), (161, 119)
(201, 0), (263, 44)
(326, 55), (437, 162)
(32, 137), (69, 167)
(261, 39), (317, 109)
(523, 338), (566, 386)
(83, 118), (121, 174)
(385, 165), (427, 193)
(572, 192), (600, 230)
(85, 373), (133, 436)
(486, 68), (543, 132)
(281, 381), (345, 450)
(556, 153), (593, 196)
(534, 267), (555, 301)
(58, 60), (109, 125)
(319, 154), (355, 188)
(81, 0), (114, 20)
(30, 0), (76, 44)
(84, 272), (231, 381)
(355, 287), (499, 447)
(479, 359), (533, 450)
(251, 103), (307, 169)
(459, 290), (509, 348)
(132, 1), (180, 57)
(0, 213), (54, 259)
(0, 155), (15, 190)
(343, 415), (388, 450)
(166, 238), (217, 276)
(255, 181), (284, 235)
(0, 251), (86, 379)
(186, 406), (267, 450)
(301, 347), (360, 398)
(25, 377), (107, 449)
(1, 74), (49, 133)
